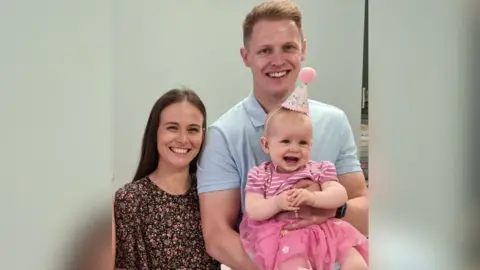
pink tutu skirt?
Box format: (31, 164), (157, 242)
(239, 216), (368, 270)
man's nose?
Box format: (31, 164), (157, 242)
(271, 52), (285, 66)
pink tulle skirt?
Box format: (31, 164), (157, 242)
(239, 216), (369, 270)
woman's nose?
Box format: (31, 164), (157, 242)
(177, 131), (188, 143)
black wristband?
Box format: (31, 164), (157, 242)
(335, 203), (347, 218)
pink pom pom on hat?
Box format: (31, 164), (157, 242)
(281, 67), (316, 114)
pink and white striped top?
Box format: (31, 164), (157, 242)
(245, 161), (338, 199)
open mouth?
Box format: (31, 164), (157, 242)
(169, 147), (191, 155)
(283, 156), (299, 163)
(266, 70), (291, 79)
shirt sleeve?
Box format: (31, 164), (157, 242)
(244, 165), (266, 195)
(196, 126), (241, 194)
(310, 161), (339, 184)
(114, 187), (147, 269)
(335, 112), (363, 175)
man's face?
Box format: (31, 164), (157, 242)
(241, 19), (306, 99)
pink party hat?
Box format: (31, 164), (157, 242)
(281, 67), (316, 114)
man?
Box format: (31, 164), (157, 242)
(197, 1), (368, 269)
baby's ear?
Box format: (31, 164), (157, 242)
(260, 136), (269, 154)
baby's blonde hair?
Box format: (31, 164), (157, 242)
(264, 107), (310, 136)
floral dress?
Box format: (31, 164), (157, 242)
(114, 176), (220, 269)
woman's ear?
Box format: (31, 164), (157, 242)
(260, 136), (269, 154)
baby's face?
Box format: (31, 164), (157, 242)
(263, 112), (312, 173)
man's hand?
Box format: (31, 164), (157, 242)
(283, 207), (336, 230)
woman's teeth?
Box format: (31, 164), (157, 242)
(170, 147), (189, 154)
(267, 71), (287, 78)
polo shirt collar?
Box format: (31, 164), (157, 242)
(243, 92), (267, 128)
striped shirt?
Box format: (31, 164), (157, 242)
(245, 161), (338, 198)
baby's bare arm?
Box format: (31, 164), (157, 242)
(310, 181), (348, 209)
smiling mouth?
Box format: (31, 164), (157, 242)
(283, 156), (299, 163)
(169, 147), (191, 155)
(266, 70), (290, 78)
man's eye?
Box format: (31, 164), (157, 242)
(284, 45), (297, 51)
(259, 48), (270, 54)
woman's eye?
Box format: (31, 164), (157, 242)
(188, 128), (199, 133)
(167, 126), (177, 131)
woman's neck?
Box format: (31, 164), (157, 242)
(149, 164), (190, 195)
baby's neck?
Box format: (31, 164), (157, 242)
(272, 163), (306, 174)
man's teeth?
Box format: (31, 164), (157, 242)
(268, 71), (287, 78)
(170, 147), (189, 154)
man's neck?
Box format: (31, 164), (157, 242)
(253, 89), (292, 114)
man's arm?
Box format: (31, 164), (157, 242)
(335, 112), (369, 235)
(197, 127), (259, 270)
(199, 190), (259, 269)
(338, 172), (369, 234)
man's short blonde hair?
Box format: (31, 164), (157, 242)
(242, 0), (304, 45)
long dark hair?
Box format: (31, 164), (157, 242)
(132, 88), (207, 181)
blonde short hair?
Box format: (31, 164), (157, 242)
(242, 0), (303, 45)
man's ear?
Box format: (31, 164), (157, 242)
(240, 47), (250, 67)
(300, 39), (307, 62)
(260, 136), (269, 154)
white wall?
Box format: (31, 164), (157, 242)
(113, 0), (365, 188)
(0, 1), (112, 269)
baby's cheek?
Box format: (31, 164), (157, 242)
(302, 148), (311, 159)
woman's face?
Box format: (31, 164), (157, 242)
(157, 101), (204, 170)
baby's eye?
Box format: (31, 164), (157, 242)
(281, 140), (290, 144)
(299, 140), (308, 145)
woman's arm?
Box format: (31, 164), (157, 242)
(112, 203), (115, 269)
(113, 189), (144, 269)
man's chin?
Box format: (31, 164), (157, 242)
(264, 87), (291, 98)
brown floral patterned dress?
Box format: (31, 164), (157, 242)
(114, 176), (220, 270)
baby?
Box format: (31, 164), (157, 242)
(239, 69), (369, 270)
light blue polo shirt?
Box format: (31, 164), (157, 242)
(197, 93), (362, 212)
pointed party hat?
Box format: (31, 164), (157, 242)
(281, 67), (316, 114)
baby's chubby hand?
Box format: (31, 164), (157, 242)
(275, 190), (300, 211)
(289, 188), (316, 207)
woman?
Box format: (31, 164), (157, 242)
(113, 88), (220, 269)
